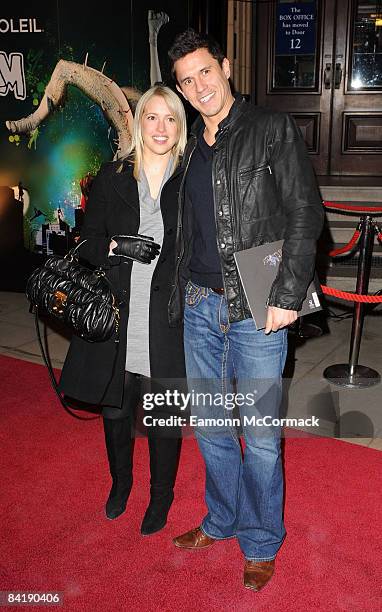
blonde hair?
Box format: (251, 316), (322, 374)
(127, 85), (187, 180)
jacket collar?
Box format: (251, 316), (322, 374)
(110, 156), (183, 211)
(190, 93), (247, 138)
(111, 161), (139, 214)
(114, 157), (183, 179)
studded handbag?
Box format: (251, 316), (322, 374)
(26, 240), (120, 419)
(26, 239), (119, 343)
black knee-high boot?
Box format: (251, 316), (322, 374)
(103, 416), (133, 520)
(102, 372), (141, 520)
(140, 435), (181, 535)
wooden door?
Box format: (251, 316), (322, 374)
(254, 0), (382, 176)
(331, 0), (382, 174)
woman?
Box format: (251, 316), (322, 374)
(59, 85), (187, 535)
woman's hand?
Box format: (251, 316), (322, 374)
(109, 234), (160, 264)
(108, 239), (118, 256)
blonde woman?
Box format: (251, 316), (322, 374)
(60, 85), (187, 535)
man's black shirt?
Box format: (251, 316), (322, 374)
(185, 133), (223, 288)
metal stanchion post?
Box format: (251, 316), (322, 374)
(324, 215), (381, 388)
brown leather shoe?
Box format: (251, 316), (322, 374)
(243, 559), (275, 591)
(173, 527), (216, 549)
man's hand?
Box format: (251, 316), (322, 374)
(264, 306), (298, 335)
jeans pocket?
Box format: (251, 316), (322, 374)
(185, 280), (205, 309)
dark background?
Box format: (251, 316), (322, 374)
(0, 1), (227, 289)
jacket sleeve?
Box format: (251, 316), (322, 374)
(77, 164), (120, 268)
(267, 113), (324, 310)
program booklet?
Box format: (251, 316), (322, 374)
(233, 240), (322, 330)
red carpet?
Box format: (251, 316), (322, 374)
(1, 354), (381, 611)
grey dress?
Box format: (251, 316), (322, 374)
(125, 160), (173, 377)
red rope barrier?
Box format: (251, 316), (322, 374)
(323, 201), (382, 213)
(321, 285), (382, 303)
(320, 203), (382, 301)
(328, 229), (360, 257)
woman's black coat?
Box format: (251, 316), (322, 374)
(59, 160), (185, 408)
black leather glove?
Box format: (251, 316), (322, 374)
(110, 234), (160, 264)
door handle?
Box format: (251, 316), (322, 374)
(335, 62), (343, 89)
(324, 63), (332, 89)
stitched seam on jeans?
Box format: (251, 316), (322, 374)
(281, 328), (287, 372)
(263, 330), (285, 532)
(221, 335), (229, 397)
(229, 348), (241, 444)
(218, 294), (230, 334)
(222, 336), (239, 446)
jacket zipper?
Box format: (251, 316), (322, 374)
(168, 138), (197, 315)
(238, 164), (272, 182)
(211, 129), (233, 305)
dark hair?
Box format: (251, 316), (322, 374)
(168, 28), (225, 81)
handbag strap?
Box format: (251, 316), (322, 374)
(66, 238), (119, 297)
(65, 238), (88, 261)
(34, 308), (100, 421)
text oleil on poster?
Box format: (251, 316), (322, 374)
(0, 17), (44, 100)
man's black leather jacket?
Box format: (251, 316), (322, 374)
(168, 95), (324, 326)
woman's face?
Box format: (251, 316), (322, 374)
(141, 95), (179, 157)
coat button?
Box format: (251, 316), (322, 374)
(167, 228), (173, 235)
(153, 285), (160, 291)
(160, 257), (167, 264)
(216, 179), (221, 185)
(218, 210), (223, 216)
(220, 242), (226, 248)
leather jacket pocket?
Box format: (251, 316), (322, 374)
(239, 163), (270, 180)
(239, 164), (278, 223)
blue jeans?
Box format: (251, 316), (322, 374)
(184, 281), (288, 561)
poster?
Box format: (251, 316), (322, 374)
(0, 2), (188, 289)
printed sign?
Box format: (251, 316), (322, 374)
(276, 2), (317, 55)
(0, 52), (26, 99)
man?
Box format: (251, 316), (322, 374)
(167, 29), (324, 591)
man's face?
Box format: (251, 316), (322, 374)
(174, 48), (233, 124)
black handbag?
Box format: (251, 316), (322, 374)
(26, 239), (119, 343)
(26, 240), (120, 420)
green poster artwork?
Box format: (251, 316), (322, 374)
(0, 2), (187, 272)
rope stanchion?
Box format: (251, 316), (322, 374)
(321, 205), (381, 388)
